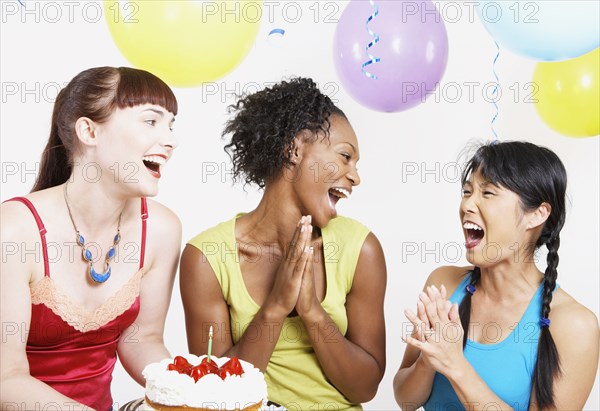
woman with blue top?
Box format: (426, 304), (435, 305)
(393, 141), (599, 410)
(180, 78), (386, 410)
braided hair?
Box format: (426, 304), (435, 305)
(222, 77), (346, 189)
(459, 141), (567, 408)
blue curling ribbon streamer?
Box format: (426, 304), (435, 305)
(268, 28), (285, 37)
(490, 41), (500, 141)
(362, 0), (381, 80)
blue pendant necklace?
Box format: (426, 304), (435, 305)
(64, 183), (122, 283)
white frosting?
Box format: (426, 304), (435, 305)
(143, 354), (268, 410)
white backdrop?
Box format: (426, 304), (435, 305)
(1, 1), (598, 409)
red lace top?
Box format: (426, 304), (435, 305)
(7, 197), (148, 411)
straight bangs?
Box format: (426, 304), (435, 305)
(114, 67), (178, 115)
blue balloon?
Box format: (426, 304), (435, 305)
(477, 0), (600, 61)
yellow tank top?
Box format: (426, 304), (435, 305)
(188, 214), (370, 410)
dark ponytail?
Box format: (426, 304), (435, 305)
(458, 141), (567, 408)
(31, 66), (178, 192)
(32, 119), (73, 192)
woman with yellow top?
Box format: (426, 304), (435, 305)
(180, 78), (387, 410)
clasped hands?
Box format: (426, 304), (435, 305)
(267, 215), (321, 320)
(402, 285), (467, 377)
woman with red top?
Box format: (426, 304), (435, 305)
(0, 67), (181, 410)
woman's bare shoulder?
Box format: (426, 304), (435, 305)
(425, 265), (474, 296)
(551, 288), (599, 335)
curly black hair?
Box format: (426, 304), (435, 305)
(222, 77), (346, 188)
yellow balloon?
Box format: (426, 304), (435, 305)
(533, 48), (599, 138)
(104, 1), (262, 87)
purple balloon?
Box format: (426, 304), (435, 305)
(333, 0), (449, 112)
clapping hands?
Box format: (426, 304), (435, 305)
(265, 215), (319, 319)
(402, 285), (466, 376)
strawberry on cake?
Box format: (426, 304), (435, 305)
(142, 354), (268, 411)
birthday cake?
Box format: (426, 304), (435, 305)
(142, 354), (268, 411)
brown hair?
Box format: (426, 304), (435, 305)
(31, 67), (178, 192)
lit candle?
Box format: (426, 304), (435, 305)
(207, 325), (213, 363)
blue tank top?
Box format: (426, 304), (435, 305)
(424, 273), (546, 411)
